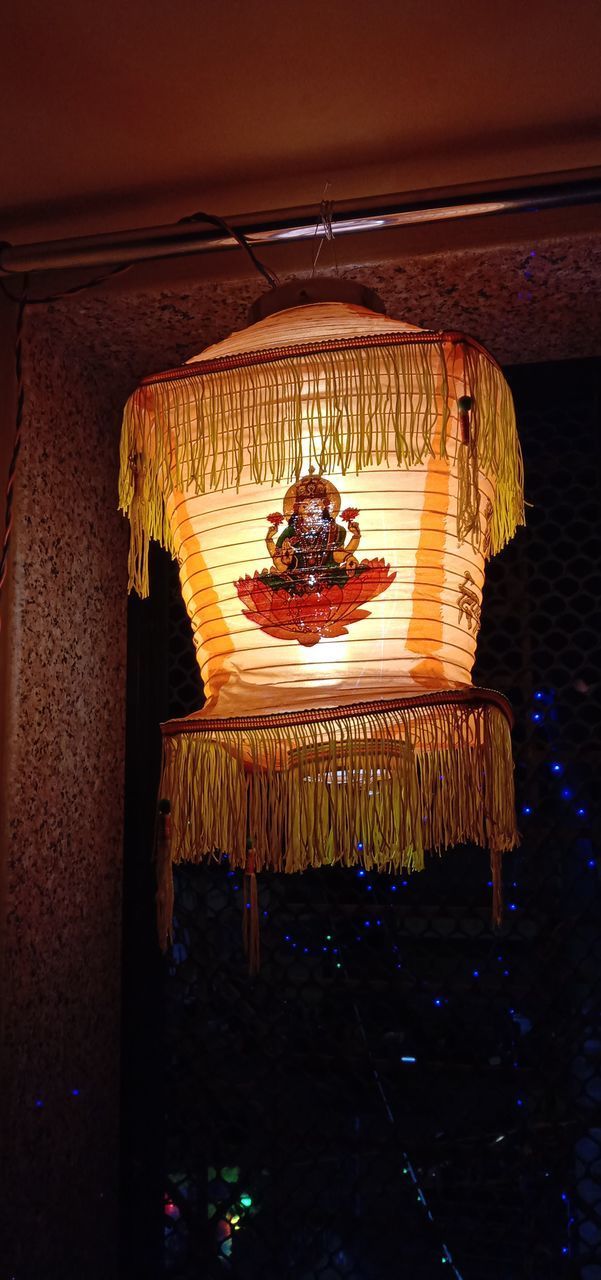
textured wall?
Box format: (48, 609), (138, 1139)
(0, 308), (128, 1280)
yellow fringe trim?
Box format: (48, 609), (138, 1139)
(158, 699), (518, 879)
(119, 338), (524, 597)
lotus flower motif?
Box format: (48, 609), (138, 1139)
(235, 471), (395, 646)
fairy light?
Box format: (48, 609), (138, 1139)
(526, 689), (591, 822)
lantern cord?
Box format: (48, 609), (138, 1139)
(491, 849), (504, 930)
(0, 209), (278, 300)
(0, 289), (26, 635)
(0, 206), (277, 637)
(0, 260), (133, 306)
(242, 845), (261, 977)
(156, 798), (174, 953)
(177, 210), (279, 290)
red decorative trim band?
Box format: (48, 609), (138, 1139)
(138, 330), (499, 387)
(161, 687), (514, 736)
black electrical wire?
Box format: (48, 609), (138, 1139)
(0, 289), (26, 633)
(0, 210), (278, 632)
(0, 259), (133, 305)
(178, 209), (279, 290)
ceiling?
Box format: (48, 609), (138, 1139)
(2, 0), (601, 242)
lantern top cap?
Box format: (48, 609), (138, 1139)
(187, 297), (424, 371)
(248, 277), (386, 324)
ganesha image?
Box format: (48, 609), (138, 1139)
(235, 470), (395, 646)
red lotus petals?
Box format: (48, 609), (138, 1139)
(266, 512), (284, 527)
(236, 559), (396, 646)
(341, 507), (359, 522)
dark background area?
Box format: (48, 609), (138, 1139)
(120, 358), (601, 1280)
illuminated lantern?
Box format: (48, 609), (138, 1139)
(119, 280), (524, 948)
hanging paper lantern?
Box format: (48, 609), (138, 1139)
(119, 281), (524, 945)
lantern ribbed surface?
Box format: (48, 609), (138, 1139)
(119, 297), (524, 940)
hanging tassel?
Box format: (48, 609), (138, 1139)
(456, 393), (481, 546)
(242, 844), (261, 976)
(156, 798), (174, 952)
(490, 848), (504, 931)
(457, 394), (472, 445)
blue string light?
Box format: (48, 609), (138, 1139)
(526, 689), (592, 831)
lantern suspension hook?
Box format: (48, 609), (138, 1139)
(311, 182), (339, 278)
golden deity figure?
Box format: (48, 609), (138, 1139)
(235, 471), (395, 646)
(264, 470), (361, 591)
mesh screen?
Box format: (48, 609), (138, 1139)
(156, 359), (601, 1279)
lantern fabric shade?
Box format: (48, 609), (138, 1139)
(119, 298), (524, 935)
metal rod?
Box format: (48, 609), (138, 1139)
(1, 176), (601, 276)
